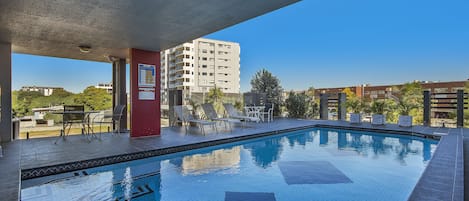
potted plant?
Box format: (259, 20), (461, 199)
(397, 99), (415, 127)
(370, 100), (387, 126)
(346, 97), (363, 124)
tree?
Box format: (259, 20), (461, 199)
(342, 87), (357, 99)
(250, 69), (283, 116)
(13, 90), (44, 116)
(305, 86), (319, 119)
(206, 87), (224, 114)
(74, 87), (112, 111)
(206, 87), (224, 103)
(398, 82), (424, 124)
(285, 91), (308, 118)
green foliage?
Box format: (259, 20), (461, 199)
(205, 87), (224, 114)
(206, 87), (224, 103)
(250, 68), (283, 116)
(285, 91), (308, 118)
(13, 90), (44, 116)
(346, 97), (364, 113)
(234, 100), (244, 111)
(398, 82), (424, 124)
(188, 99), (200, 117)
(305, 87), (319, 119)
(370, 100), (387, 114)
(73, 87), (112, 111)
(396, 98), (418, 116)
(342, 87), (356, 99)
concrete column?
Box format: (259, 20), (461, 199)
(423, 90), (431, 127)
(112, 58), (127, 131)
(337, 92), (346, 121)
(0, 43), (12, 142)
(457, 90), (464, 128)
(319, 93), (329, 120)
(130, 49), (160, 137)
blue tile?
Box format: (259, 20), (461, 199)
(225, 192), (276, 201)
(278, 161), (352, 185)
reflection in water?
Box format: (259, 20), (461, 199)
(331, 130), (437, 165)
(245, 137), (283, 168)
(338, 131), (347, 149)
(319, 130), (328, 146)
(110, 162), (162, 201)
(371, 135), (388, 156)
(423, 142), (432, 162)
(122, 167), (133, 200)
(178, 147), (241, 175)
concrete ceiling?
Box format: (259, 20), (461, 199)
(0, 0), (299, 62)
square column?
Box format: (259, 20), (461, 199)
(0, 43), (12, 142)
(112, 58), (127, 131)
(129, 49), (160, 137)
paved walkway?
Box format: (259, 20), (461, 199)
(0, 118), (467, 201)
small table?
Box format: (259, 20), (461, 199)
(244, 106), (265, 122)
(51, 111), (100, 143)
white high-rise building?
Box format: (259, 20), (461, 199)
(160, 38), (240, 105)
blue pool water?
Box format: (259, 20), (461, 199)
(21, 128), (438, 201)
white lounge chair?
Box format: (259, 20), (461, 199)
(223, 103), (260, 124)
(174, 105), (217, 135)
(202, 103), (240, 132)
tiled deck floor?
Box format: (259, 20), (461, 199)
(1, 118), (467, 201)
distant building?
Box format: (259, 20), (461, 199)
(160, 38), (241, 105)
(95, 83), (113, 94)
(314, 80), (468, 118)
(314, 80), (467, 100)
(20, 86), (63, 96)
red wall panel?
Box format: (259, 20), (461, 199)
(130, 48), (161, 137)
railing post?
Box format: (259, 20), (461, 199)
(338, 92), (347, 121)
(319, 93), (329, 120)
(423, 90), (431, 127)
(457, 90), (464, 128)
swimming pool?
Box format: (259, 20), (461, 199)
(21, 128), (438, 201)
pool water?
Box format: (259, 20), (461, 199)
(21, 128), (438, 201)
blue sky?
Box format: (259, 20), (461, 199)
(12, 0), (469, 93)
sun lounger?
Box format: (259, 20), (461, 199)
(173, 105), (217, 135)
(202, 103), (240, 132)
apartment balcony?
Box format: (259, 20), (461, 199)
(175, 58), (192, 64)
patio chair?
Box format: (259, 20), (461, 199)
(173, 105), (217, 135)
(259, 103), (274, 122)
(55, 105), (86, 144)
(202, 103), (240, 132)
(62, 105), (86, 135)
(92, 105), (126, 138)
(223, 103), (260, 124)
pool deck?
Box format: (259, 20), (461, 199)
(0, 118), (467, 201)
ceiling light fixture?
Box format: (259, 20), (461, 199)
(78, 45), (91, 53)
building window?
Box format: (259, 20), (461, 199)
(434, 88), (449, 93)
(185, 55), (190, 58)
(209, 73), (213, 76)
(202, 72), (207, 76)
(185, 63), (190, 66)
(185, 47), (190, 51)
(210, 50), (214, 54)
(202, 57), (207, 61)
(202, 49), (207, 53)
(202, 65), (207, 68)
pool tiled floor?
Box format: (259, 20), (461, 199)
(278, 161), (352, 185)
